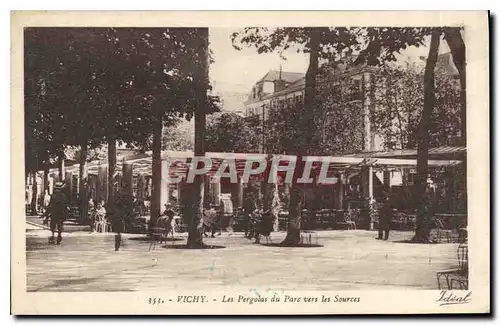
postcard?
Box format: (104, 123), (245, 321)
(11, 10), (489, 315)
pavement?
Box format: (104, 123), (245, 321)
(26, 215), (90, 232)
(26, 227), (461, 292)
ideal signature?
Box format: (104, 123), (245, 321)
(437, 290), (471, 306)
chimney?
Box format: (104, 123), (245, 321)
(274, 79), (287, 93)
(274, 66), (287, 92)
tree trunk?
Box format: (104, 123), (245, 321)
(444, 28), (467, 213)
(79, 141), (89, 224)
(283, 185), (302, 243)
(107, 137), (117, 231)
(281, 27), (320, 246)
(151, 111), (162, 226)
(187, 27), (209, 248)
(43, 163), (49, 193)
(58, 152), (65, 182)
(444, 28), (466, 146)
(30, 170), (38, 215)
(43, 163), (49, 210)
(413, 29), (440, 243)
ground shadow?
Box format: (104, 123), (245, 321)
(127, 236), (184, 242)
(162, 244), (226, 249)
(30, 264), (156, 291)
(261, 243), (324, 248)
(392, 239), (459, 245)
(25, 239), (57, 252)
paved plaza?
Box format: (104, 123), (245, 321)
(26, 223), (461, 292)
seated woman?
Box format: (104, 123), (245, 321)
(155, 204), (175, 238)
(256, 209), (274, 243)
(203, 205), (220, 238)
(92, 202), (107, 233)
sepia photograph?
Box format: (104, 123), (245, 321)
(11, 11), (489, 315)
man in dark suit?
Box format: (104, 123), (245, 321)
(243, 189), (257, 239)
(44, 183), (68, 244)
(377, 192), (393, 240)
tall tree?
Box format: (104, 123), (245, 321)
(186, 28), (210, 248)
(356, 27), (465, 241)
(413, 29), (441, 242)
(232, 27), (359, 245)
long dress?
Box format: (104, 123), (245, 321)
(203, 208), (218, 229)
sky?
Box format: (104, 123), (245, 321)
(208, 28), (452, 95)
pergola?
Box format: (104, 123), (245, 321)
(60, 149), (463, 177)
(46, 149), (462, 209)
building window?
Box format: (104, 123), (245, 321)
(407, 169), (417, 186)
(295, 94), (304, 108)
(350, 79), (362, 101)
(279, 100), (285, 110)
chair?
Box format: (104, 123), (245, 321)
(149, 227), (167, 251)
(339, 210), (356, 230)
(434, 219), (453, 243)
(450, 277), (469, 290)
(96, 215), (109, 233)
(262, 234), (273, 244)
(458, 227), (468, 243)
(301, 230), (319, 245)
(436, 243), (468, 289)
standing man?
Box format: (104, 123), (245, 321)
(243, 188), (257, 239)
(220, 194), (234, 236)
(377, 192), (393, 240)
(44, 182), (68, 244)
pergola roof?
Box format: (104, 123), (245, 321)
(346, 146), (466, 161)
(57, 149), (463, 178)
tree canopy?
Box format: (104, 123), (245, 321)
(205, 112), (260, 153)
(24, 27), (220, 169)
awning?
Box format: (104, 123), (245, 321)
(346, 146), (466, 161)
(56, 150), (463, 179)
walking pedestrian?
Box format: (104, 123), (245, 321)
(108, 202), (123, 251)
(44, 182), (68, 245)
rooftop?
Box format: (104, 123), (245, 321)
(257, 70), (305, 84)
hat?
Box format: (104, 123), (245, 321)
(54, 182), (65, 189)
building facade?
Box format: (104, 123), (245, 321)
(244, 57), (384, 154)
